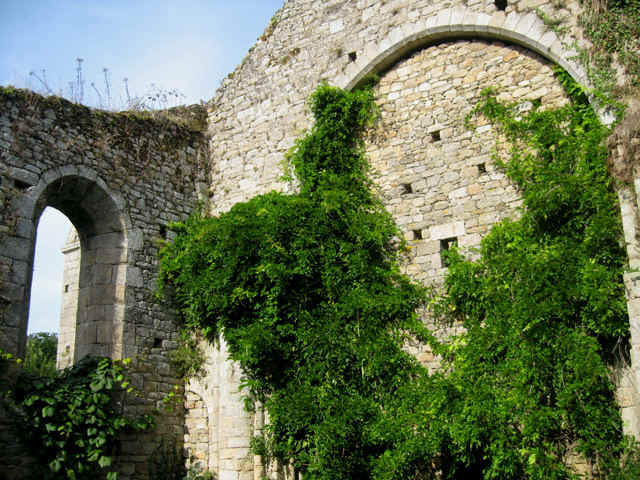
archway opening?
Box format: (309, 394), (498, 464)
(27, 207), (75, 371)
(27, 175), (128, 367)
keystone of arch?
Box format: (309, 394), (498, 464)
(337, 6), (587, 95)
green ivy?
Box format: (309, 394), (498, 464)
(159, 78), (640, 479)
(159, 84), (428, 478)
(422, 70), (636, 478)
(10, 356), (153, 480)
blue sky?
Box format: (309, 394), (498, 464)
(1, 0), (283, 106)
(0, 0), (283, 333)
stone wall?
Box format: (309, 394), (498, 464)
(186, 340), (262, 480)
(194, 0), (640, 478)
(0, 89), (209, 479)
(2, 0), (640, 478)
(365, 37), (569, 371)
(206, 0), (588, 215)
(184, 389), (210, 469)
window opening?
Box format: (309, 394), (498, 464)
(478, 163), (487, 174)
(348, 51), (357, 62)
(29, 207), (76, 369)
(440, 237), (458, 267)
(430, 130), (441, 142)
(29, 207), (74, 335)
(413, 229), (423, 240)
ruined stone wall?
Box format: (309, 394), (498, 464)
(366, 37), (569, 370)
(206, 0), (587, 214)
(195, 0), (640, 478)
(2, 0), (640, 478)
(0, 89), (209, 479)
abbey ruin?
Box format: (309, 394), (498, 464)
(2, 0), (640, 478)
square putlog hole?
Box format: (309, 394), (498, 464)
(495, 0), (507, 11)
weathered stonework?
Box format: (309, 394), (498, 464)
(0, 91), (209, 479)
(366, 39), (567, 283)
(2, 0), (640, 478)
(184, 389), (210, 469)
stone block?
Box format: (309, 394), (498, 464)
(218, 471), (239, 480)
(429, 221), (465, 240)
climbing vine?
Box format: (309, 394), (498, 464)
(159, 84), (429, 478)
(4, 355), (153, 480)
(160, 76), (640, 478)
(390, 71), (638, 479)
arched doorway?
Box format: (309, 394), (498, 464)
(27, 206), (75, 369)
(22, 171), (129, 364)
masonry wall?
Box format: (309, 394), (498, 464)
(0, 90), (209, 479)
(2, 0), (640, 478)
(194, 0), (640, 478)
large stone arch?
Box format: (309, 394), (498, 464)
(336, 7), (586, 93)
(11, 165), (131, 362)
(0, 89), (209, 477)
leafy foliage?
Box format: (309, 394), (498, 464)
(169, 331), (206, 379)
(10, 356), (153, 480)
(418, 71), (636, 478)
(159, 78), (639, 479)
(24, 332), (58, 377)
(160, 84), (428, 478)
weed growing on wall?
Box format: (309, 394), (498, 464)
(27, 58), (186, 111)
(577, 0), (640, 92)
(159, 79), (639, 478)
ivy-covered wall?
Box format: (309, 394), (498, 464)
(1, 0), (640, 478)
(199, 0), (640, 478)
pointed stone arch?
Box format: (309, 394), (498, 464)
(331, 7), (639, 436)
